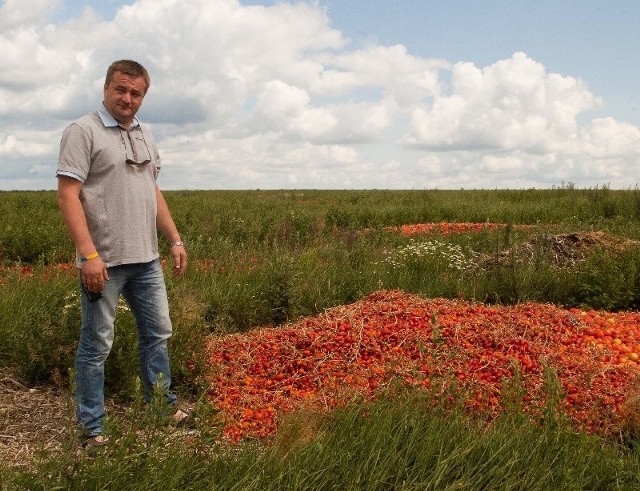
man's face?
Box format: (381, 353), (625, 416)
(103, 71), (147, 127)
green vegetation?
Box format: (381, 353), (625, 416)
(2, 187), (640, 489)
(4, 390), (640, 490)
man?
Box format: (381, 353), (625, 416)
(57, 60), (188, 450)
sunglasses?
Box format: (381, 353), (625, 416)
(120, 127), (152, 166)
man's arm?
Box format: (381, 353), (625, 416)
(155, 184), (187, 276)
(57, 176), (109, 291)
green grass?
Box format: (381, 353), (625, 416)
(2, 188), (640, 488)
(3, 389), (640, 490)
(3, 188), (640, 266)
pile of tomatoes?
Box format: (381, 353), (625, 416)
(205, 290), (640, 442)
(386, 222), (532, 236)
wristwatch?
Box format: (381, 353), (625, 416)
(170, 241), (184, 247)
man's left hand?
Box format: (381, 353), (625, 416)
(170, 244), (188, 276)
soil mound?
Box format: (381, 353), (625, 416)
(475, 232), (639, 269)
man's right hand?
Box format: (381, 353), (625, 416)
(81, 256), (109, 292)
(57, 176), (110, 293)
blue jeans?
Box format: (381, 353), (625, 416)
(75, 258), (176, 436)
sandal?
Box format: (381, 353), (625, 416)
(170, 408), (194, 427)
(81, 434), (109, 452)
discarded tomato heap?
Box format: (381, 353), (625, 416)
(385, 222), (533, 236)
(205, 290), (640, 442)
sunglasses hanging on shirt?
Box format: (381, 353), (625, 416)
(120, 126), (151, 166)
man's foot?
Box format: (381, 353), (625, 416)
(80, 434), (109, 453)
(170, 409), (193, 427)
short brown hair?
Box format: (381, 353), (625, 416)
(104, 60), (150, 93)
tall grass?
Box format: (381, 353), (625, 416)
(3, 389), (640, 490)
(3, 188), (640, 265)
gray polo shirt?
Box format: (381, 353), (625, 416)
(57, 106), (161, 268)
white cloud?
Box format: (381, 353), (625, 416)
(481, 154), (524, 174)
(322, 44), (448, 103)
(0, 0), (61, 30)
(249, 79), (397, 143)
(578, 117), (640, 159)
(404, 52), (603, 153)
(0, 130), (55, 156)
(0, 0), (638, 190)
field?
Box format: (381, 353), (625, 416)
(2, 187), (640, 489)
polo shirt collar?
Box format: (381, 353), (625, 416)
(97, 104), (140, 129)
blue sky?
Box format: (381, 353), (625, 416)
(1, 0), (639, 190)
(258, 0), (640, 125)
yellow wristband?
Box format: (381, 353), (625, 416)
(81, 252), (100, 262)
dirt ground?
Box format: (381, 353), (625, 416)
(474, 231), (640, 269)
(0, 369), (199, 471)
(0, 368), (76, 469)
